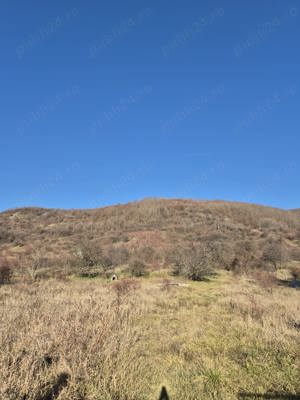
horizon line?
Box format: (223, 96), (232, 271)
(1, 196), (298, 214)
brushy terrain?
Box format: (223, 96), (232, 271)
(1, 199), (300, 276)
(0, 272), (299, 400)
(1, 199), (299, 399)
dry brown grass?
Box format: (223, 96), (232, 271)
(0, 272), (299, 399)
(0, 279), (154, 400)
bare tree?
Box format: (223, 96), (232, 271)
(262, 239), (287, 270)
(173, 244), (214, 281)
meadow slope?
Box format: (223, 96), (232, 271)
(0, 272), (299, 399)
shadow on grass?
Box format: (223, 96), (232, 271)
(277, 278), (300, 289)
(22, 372), (71, 400)
(238, 392), (300, 399)
(158, 386), (169, 400)
(195, 271), (219, 283)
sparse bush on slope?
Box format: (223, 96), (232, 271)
(129, 259), (147, 277)
(75, 241), (113, 276)
(262, 239), (288, 270)
(107, 245), (129, 266)
(173, 244), (214, 281)
(0, 258), (12, 285)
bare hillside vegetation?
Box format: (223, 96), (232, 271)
(0, 199), (300, 274)
(0, 199), (300, 279)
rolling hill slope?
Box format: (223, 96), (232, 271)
(0, 198), (300, 271)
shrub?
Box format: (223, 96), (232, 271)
(0, 259), (12, 285)
(172, 259), (183, 276)
(207, 240), (235, 270)
(262, 239), (288, 270)
(167, 247), (183, 266)
(76, 242), (112, 270)
(232, 240), (257, 273)
(100, 255), (113, 270)
(129, 259), (147, 277)
(174, 244), (214, 281)
(260, 218), (288, 233)
(76, 241), (104, 267)
(185, 248), (214, 281)
(107, 246), (129, 266)
(0, 228), (15, 244)
(21, 250), (55, 281)
(136, 246), (157, 263)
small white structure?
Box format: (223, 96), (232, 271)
(111, 274), (118, 281)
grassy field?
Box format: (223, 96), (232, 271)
(0, 271), (299, 400)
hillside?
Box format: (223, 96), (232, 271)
(1, 198), (300, 275)
(1, 199), (300, 399)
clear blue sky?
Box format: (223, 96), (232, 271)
(1, 0), (299, 211)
